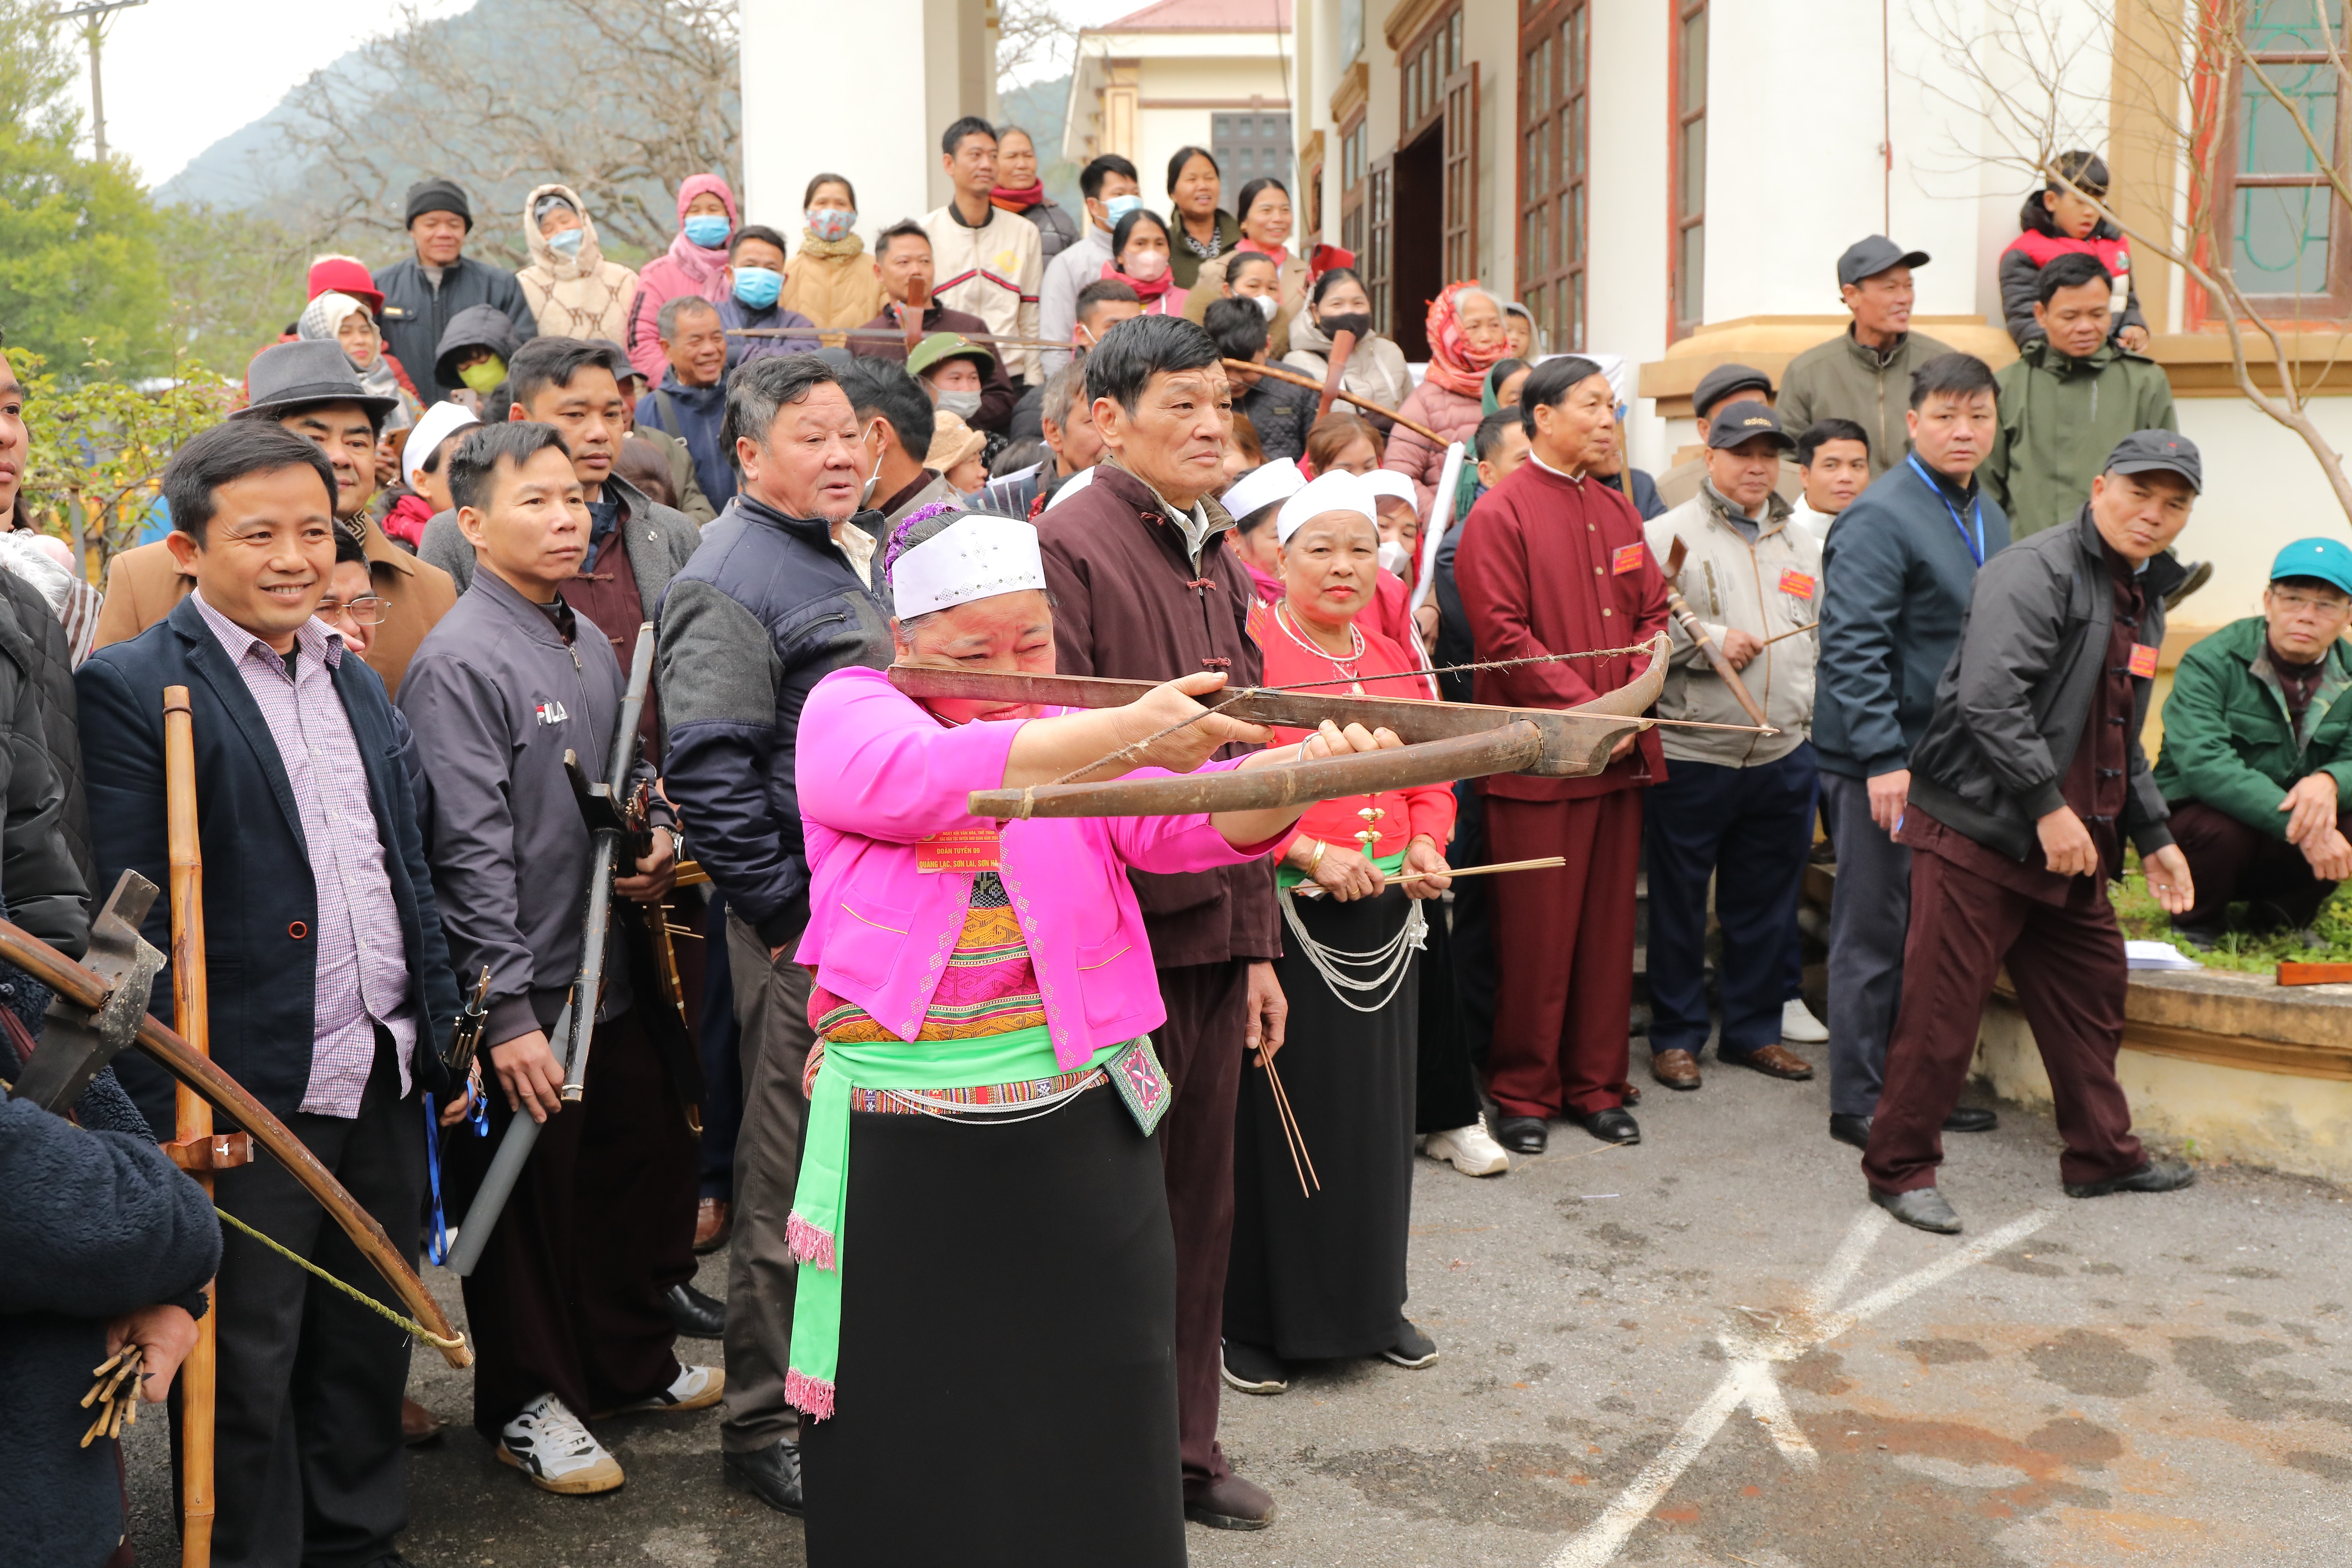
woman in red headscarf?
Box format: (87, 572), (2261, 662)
(1383, 282), (1509, 515)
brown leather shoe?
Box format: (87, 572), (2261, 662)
(694, 1197), (732, 1254)
(1650, 1049), (1702, 1090)
(400, 1396), (443, 1447)
(1727, 1043), (1814, 1080)
(1184, 1472), (1275, 1530)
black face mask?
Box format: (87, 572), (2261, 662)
(1319, 312), (1374, 343)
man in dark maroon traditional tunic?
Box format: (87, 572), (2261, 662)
(1454, 356), (1670, 1152)
(1033, 315), (1286, 1531)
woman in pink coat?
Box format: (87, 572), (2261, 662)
(1383, 281), (1510, 515)
(626, 173), (738, 378)
(785, 503), (1399, 1565)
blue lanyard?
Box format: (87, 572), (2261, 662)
(422, 1075), (490, 1267)
(1908, 454), (1984, 567)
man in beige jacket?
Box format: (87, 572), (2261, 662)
(922, 116), (1043, 386)
(1638, 402), (1824, 1092)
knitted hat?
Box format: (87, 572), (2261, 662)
(405, 177), (473, 231)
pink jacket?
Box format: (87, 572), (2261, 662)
(628, 173), (739, 379)
(795, 666), (1286, 1070)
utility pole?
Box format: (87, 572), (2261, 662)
(46, 0), (147, 164)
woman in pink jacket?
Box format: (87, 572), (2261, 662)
(1383, 280), (1510, 515)
(785, 503), (1398, 1565)
(626, 173), (739, 379)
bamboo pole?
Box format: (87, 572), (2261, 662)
(1223, 358), (1446, 446)
(162, 687), (214, 1568)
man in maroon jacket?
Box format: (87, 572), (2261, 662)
(1033, 314), (1285, 1532)
(1455, 356), (1671, 1152)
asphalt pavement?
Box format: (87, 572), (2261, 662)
(124, 1052), (2352, 1566)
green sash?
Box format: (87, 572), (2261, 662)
(783, 1026), (1124, 1420)
(1276, 847), (1407, 891)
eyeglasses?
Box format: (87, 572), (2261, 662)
(317, 596), (389, 626)
(2272, 589), (2351, 616)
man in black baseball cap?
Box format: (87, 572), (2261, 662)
(372, 175), (539, 406)
(1862, 426), (2200, 1234)
(1655, 362), (1805, 509)
(1776, 235), (1954, 479)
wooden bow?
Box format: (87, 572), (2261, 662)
(888, 633), (1669, 820)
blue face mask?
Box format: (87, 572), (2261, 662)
(733, 265), (783, 310)
(547, 227), (584, 259)
(1103, 194), (1144, 228)
(683, 213), (731, 248)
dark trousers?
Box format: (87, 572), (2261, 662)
(1643, 746), (1820, 1061)
(457, 1006), (698, 1438)
(1155, 958), (1250, 1498)
(698, 889), (744, 1200)
(719, 908), (812, 1453)
(1485, 789), (1643, 1119)
(1446, 780), (1498, 1071)
(2168, 798), (2348, 930)
(1862, 846), (2145, 1193)
(197, 1032), (421, 1568)
(1822, 771), (1912, 1117)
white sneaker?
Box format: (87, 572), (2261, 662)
(600, 1363), (725, 1417)
(1781, 999), (1829, 1043)
(1422, 1116), (1510, 1176)
(498, 1393), (623, 1494)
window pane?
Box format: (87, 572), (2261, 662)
(2248, 0), (2346, 51)
(1571, 91), (1586, 177)
(1571, 184), (1584, 262)
(1681, 9), (1708, 116)
(1682, 119), (1707, 217)
(1680, 222), (1706, 323)
(2241, 63), (2338, 172)
(2237, 182), (2333, 292)
(1568, 9), (1586, 88)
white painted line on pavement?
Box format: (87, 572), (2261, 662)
(1547, 1207), (2053, 1568)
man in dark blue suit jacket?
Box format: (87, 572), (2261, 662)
(79, 421), (461, 1568)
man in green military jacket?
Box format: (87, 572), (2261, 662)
(2153, 537), (2352, 946)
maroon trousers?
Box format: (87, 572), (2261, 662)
(455, 1006), (702, 1437)
(1484, 790), (1643, 1119)
(2168, 798), (2349, 930)
(1862, 847), (2145, 1194)
(1155, 959), (1249, 1498)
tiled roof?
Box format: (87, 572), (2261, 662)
(1097, 0), (1292, 32)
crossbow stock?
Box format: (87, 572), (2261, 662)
(888, 631), (1669, 819)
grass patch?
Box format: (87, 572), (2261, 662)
(2113, 850), (2352, 974)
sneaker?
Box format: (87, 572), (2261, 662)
(1383, 1320), (1440, 1369)
(1221, 1340), (1288, 1395)
(1780, 999), (1828, 1043)
(599, 1363), (725, 1417)
(498, 1393), (623, 1495)
(1422, 1116), (1511, 1176)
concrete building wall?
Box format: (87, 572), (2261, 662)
(1585, 2), (1673, 471)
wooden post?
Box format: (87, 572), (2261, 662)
(161, 686), (214, 1568)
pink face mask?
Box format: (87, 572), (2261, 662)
(1126, 250), (1169, 283)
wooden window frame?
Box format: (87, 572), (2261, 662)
(1442, 63), (1481, 283)
(1517, 0), (1589, 353)
(1399, 3), (1463, 150)
(1339, 109), (1369, 281)
(2212, 11), (2352, 321)
(1367, 152), (1396, 337)
(1669, 0), (1708, 341)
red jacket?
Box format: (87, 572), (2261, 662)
(1453, 457), (1669, 801)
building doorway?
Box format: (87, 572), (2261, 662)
(1391, 124), (1444, 362)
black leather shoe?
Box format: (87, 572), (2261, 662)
(1185, 1472), (1275, 1530)
(1829, 1112), (1873, 1150)
(2066, 1156), (2196, 1199)
(1871, 1185), (1962, 1234)
(666, 1281), (726, 1339)
(1579, 1107), (1640, 1145)
(1944, 1106), (1998, 1134)
(722, 1438), (804, 1516)
(1495, 1115), (1548, 1154)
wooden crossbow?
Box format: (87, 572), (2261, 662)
(888, 631), (1674, 819)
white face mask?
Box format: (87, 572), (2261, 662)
(1252, 292), (1279, 320)
(1377, 539), (1412, 576)
(937, 389), (983, 420)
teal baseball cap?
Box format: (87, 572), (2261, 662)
(2269, 537), (2352, 597)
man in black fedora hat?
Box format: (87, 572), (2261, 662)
(94, 341), (458, 695)
(1777, 236), (1956, 479)
(374, 176), (539, 406)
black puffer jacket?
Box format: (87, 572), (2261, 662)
(0, 567), (89, 957)
(1907, 507), (2185, 863)
(373, 254), (539, 406)
(0, 568), (93, 894)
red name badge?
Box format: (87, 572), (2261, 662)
(1611, 542), (1646, 575)
(916, 828), (1002, 873)
(2128, 643), (2159, 679)
(1778, 568), (1818, 600)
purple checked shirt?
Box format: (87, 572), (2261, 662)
(192, 591), (416, 1117)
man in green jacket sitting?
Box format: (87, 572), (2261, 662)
(2153, 537), (2352, 946)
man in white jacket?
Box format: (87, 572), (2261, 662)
(1640, 403), (1827, 1092)
(1039, 154), (1140, 378)
(923, 116), (1044, 386)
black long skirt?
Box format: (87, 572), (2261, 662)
(798, 1083), (1184, 1567)
(1224, 885), (1419, 1361)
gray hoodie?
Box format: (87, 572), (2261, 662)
(397, 568), (669, 1045)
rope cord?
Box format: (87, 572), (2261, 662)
(1277, 889), (1427, 1014)
(1251, 643), (1660, 695)
(215, 1206), (466, 1352)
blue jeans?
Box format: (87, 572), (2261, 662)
(1642, 745), (1820, 1061)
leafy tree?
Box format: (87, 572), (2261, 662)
(0, 0), (171, 378)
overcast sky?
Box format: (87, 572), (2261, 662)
(93, 0), (1151, 188)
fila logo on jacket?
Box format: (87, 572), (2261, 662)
(535, 700), (569, 726)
